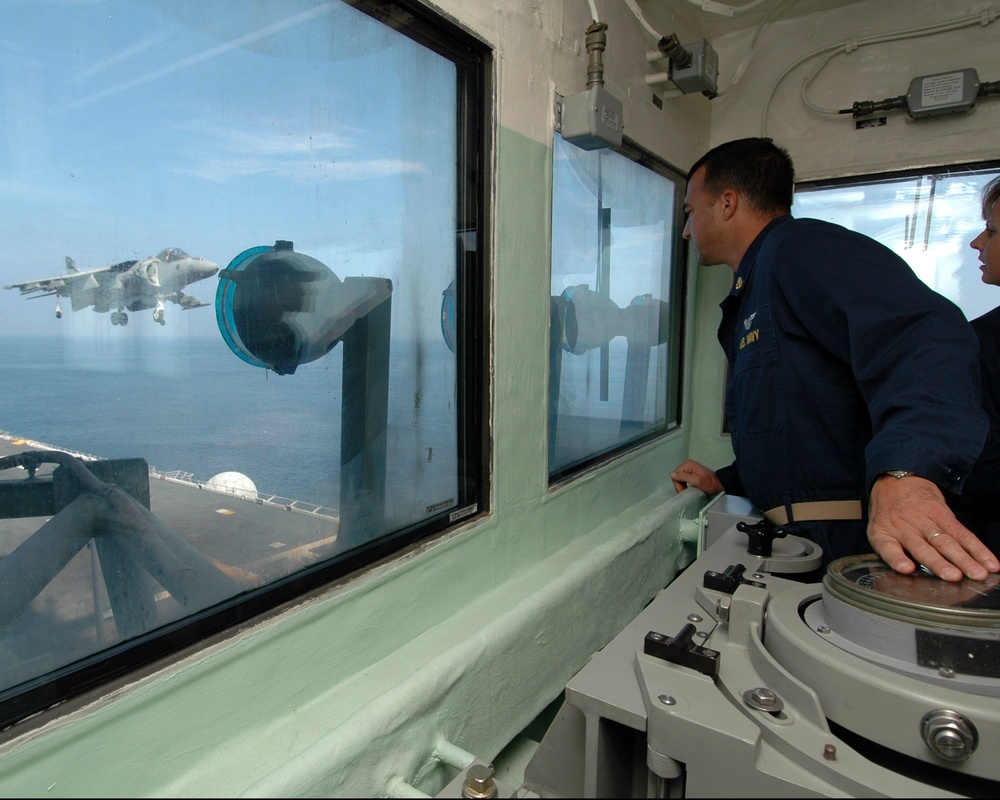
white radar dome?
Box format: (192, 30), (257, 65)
(206, 471), (258, 500)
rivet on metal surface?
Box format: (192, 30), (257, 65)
(695, 630), (708, 639)
(751, 572), (765, 580)
(817, 625), (832, 635)
(658, 694), (676, 706)
(687, 613), (703, 623)
(823, 744), (837, 761)
(939, 666), (956, 678)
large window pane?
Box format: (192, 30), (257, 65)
(793, 165), (1000, 321)
(0, 0), (485, 727)
(549, 135), (685, 481)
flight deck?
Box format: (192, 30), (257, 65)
(0, 432), (344, 698)
(0, 431), (341, 571)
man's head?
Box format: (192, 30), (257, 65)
(982, 175), (1000, 220)
(683, 138), (794, 270)
(972, 175), (1000, 286)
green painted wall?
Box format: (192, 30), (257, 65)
(0, 124), (713, 798)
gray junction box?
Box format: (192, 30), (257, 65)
(671, 39), (718, 96)
(558, 86), (623, 150)
(907, 68), (980, 118)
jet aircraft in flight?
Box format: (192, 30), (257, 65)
(4, 248), (219, 326)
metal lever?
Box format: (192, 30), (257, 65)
(703, 563), (765, 594)
(737, 519), (786, 557)
(644, 623), (719, 678)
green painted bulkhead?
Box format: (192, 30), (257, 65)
(1, 0), (998, 796)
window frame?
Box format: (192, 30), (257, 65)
(0, 0), (492, 732)
(795, 161), (1000, 194)
(547, 136), (688, 486)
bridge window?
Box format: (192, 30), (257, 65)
(794, 164), (1000, 322)
(0, 0), (487, 728)
(549, 134), (686, 483)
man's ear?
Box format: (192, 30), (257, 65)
(720, 188), (739, 221)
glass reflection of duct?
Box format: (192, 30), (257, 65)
(441, 280), (457, 354)
(549, 285), (670, 458)
(215, 241), (393, 545)
(216, 241), (393, 376)
(440, 228), (477, 355)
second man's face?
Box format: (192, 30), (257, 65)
(972, 203), (1000, 286)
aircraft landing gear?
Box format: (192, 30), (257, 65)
(55, 302), (62, 319)
(153, 303), (166, 326)
(111, 310), (129, 326)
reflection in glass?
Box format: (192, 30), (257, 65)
(0, 0), (479, 726)
(549, 135), (684, 480)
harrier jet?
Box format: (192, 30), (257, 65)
(4, 248), (219, 326)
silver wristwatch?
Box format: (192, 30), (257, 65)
(880, 470), (913, 479)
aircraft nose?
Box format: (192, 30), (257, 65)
(201, 260), (220, 278)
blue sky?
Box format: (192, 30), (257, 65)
(1, 0), (457, 341)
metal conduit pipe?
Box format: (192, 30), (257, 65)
(584, 21), (607, 89)
(384, 737), (478, 797)
(433, 737), (477, 770)
(979, 79), (1000, 97)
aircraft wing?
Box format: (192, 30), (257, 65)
(4, 275), (70, 296)
(4, 261), (135, 297)
(171, 291), (211, 310)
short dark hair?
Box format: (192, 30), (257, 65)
(689, 137), (794, 215)
(983, 175), (1000, 218)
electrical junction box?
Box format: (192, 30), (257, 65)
(671, 38), (718, 95)
(558, 85), (623, 150)
(906, 67), (979, 118)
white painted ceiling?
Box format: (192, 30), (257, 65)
(638, 0), (867, 39)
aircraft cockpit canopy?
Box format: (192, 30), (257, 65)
(157, 248), (190, 262)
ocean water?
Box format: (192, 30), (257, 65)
(1, 334), (458, 519)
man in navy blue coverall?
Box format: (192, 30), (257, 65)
(671, 137), (999, 582)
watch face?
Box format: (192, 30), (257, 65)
(883, 470), (910, 478)
(825, 555), (1000, 628)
